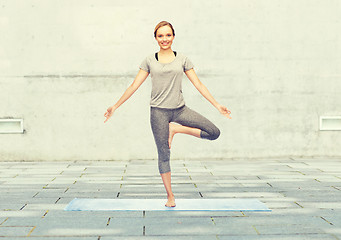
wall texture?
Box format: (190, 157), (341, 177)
(0, 0), (340, 161)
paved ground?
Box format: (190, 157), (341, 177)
(0, 157), (340, 239)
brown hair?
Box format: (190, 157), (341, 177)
(154, 21), (175, 38)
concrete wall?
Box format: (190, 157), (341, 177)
(1, 0), (340, 161)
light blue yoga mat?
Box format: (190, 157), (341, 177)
(64, 198), (271, 211)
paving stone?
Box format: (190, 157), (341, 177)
(0, 210), (46, 218)
(253, 224), (326, 235)
(218, 233), (337, 239)
(0, 204), (28, 211)
(0, 226), (35, 237)
(214, 214), (327, 227)
(296, 201), (341, 209)
(101, 236), (218, 240)
(143, 217), (217, 236)
(31, 216), (142, 237)
(6, 238), (97, 240)
(2, 216), (45, 226)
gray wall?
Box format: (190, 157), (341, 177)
(1, 0), (340, 161)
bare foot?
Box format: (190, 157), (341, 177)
(168, 123), (177, 149)
(165, 194), (176, 207)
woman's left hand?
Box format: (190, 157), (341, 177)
(217, 104), (232, 119)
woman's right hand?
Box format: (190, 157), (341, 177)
(104, 106), (116, 123)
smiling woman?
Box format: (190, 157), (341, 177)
(104, 21), (231, 208)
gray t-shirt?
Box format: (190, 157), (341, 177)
(139, 52), (194, 109)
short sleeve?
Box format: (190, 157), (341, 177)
(139, 57), (150, 73)
(183, 56), (194, 72)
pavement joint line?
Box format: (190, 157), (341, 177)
(117, 192), (120, 197)
(32, 192), (39, 197)
(317, 168), (324, 172)
(314, 178), (321, 182)
(294, 201), (304, 208)
(73, 180), (77, 184)
(55, 197), (61, 204)
(12, 174), (18, 178)
(64, 187), (69, 193)
(210, 217), (216, 225)
(59, 171), (64, 174)
(20, 203), (27, 210)
(215, 235), (220, 240)
(252, 225), (260, 235)
(83, 167), (87, 171)
(296, 171), (306, 175)
(198, 192), (203, 197)
(143, 225), (146, 236)
(186, 168), (189, 173)
(106, 217), (111, 226)
(194, 183), (197, 188)
(98, 236), (101, 240)
(189, 176), (192, 180)
(267, 182), (273, 187)
(0, 217), (8, 225)
(320, 216), (333, 225)
(210, 172), (213, 175)
(331, 186), (340, 191)
(120, 184), (123, 188)
(280, 192), (287, 197)
(42, 210), (49, 218)
(143, 211), (145, 218)
(286, 165), (293, 169)
(26, 226), (36, 237)
(51, 177), (56, 181)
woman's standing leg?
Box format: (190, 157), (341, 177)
(150, 107), (176, 207)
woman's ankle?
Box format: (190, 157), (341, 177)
(167, 193), (174, 198)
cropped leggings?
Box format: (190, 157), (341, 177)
(150, 105), (220, 174)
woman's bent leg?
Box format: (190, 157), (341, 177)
(168, 123), (201, 148)
(173, 106), (220, 140)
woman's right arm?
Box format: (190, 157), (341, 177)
(104, 69), (149, 123)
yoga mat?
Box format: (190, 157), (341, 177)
(64, 198), (271, 211)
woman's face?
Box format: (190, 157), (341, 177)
(155, 25), (174, 50)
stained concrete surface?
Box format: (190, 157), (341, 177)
(0, 157), (340, 239)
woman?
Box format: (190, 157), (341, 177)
(104, 21), (231, 207)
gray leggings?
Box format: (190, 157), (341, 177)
(150, 105), (220, 174)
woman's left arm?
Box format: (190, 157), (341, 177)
(185, 69), (231, 119)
